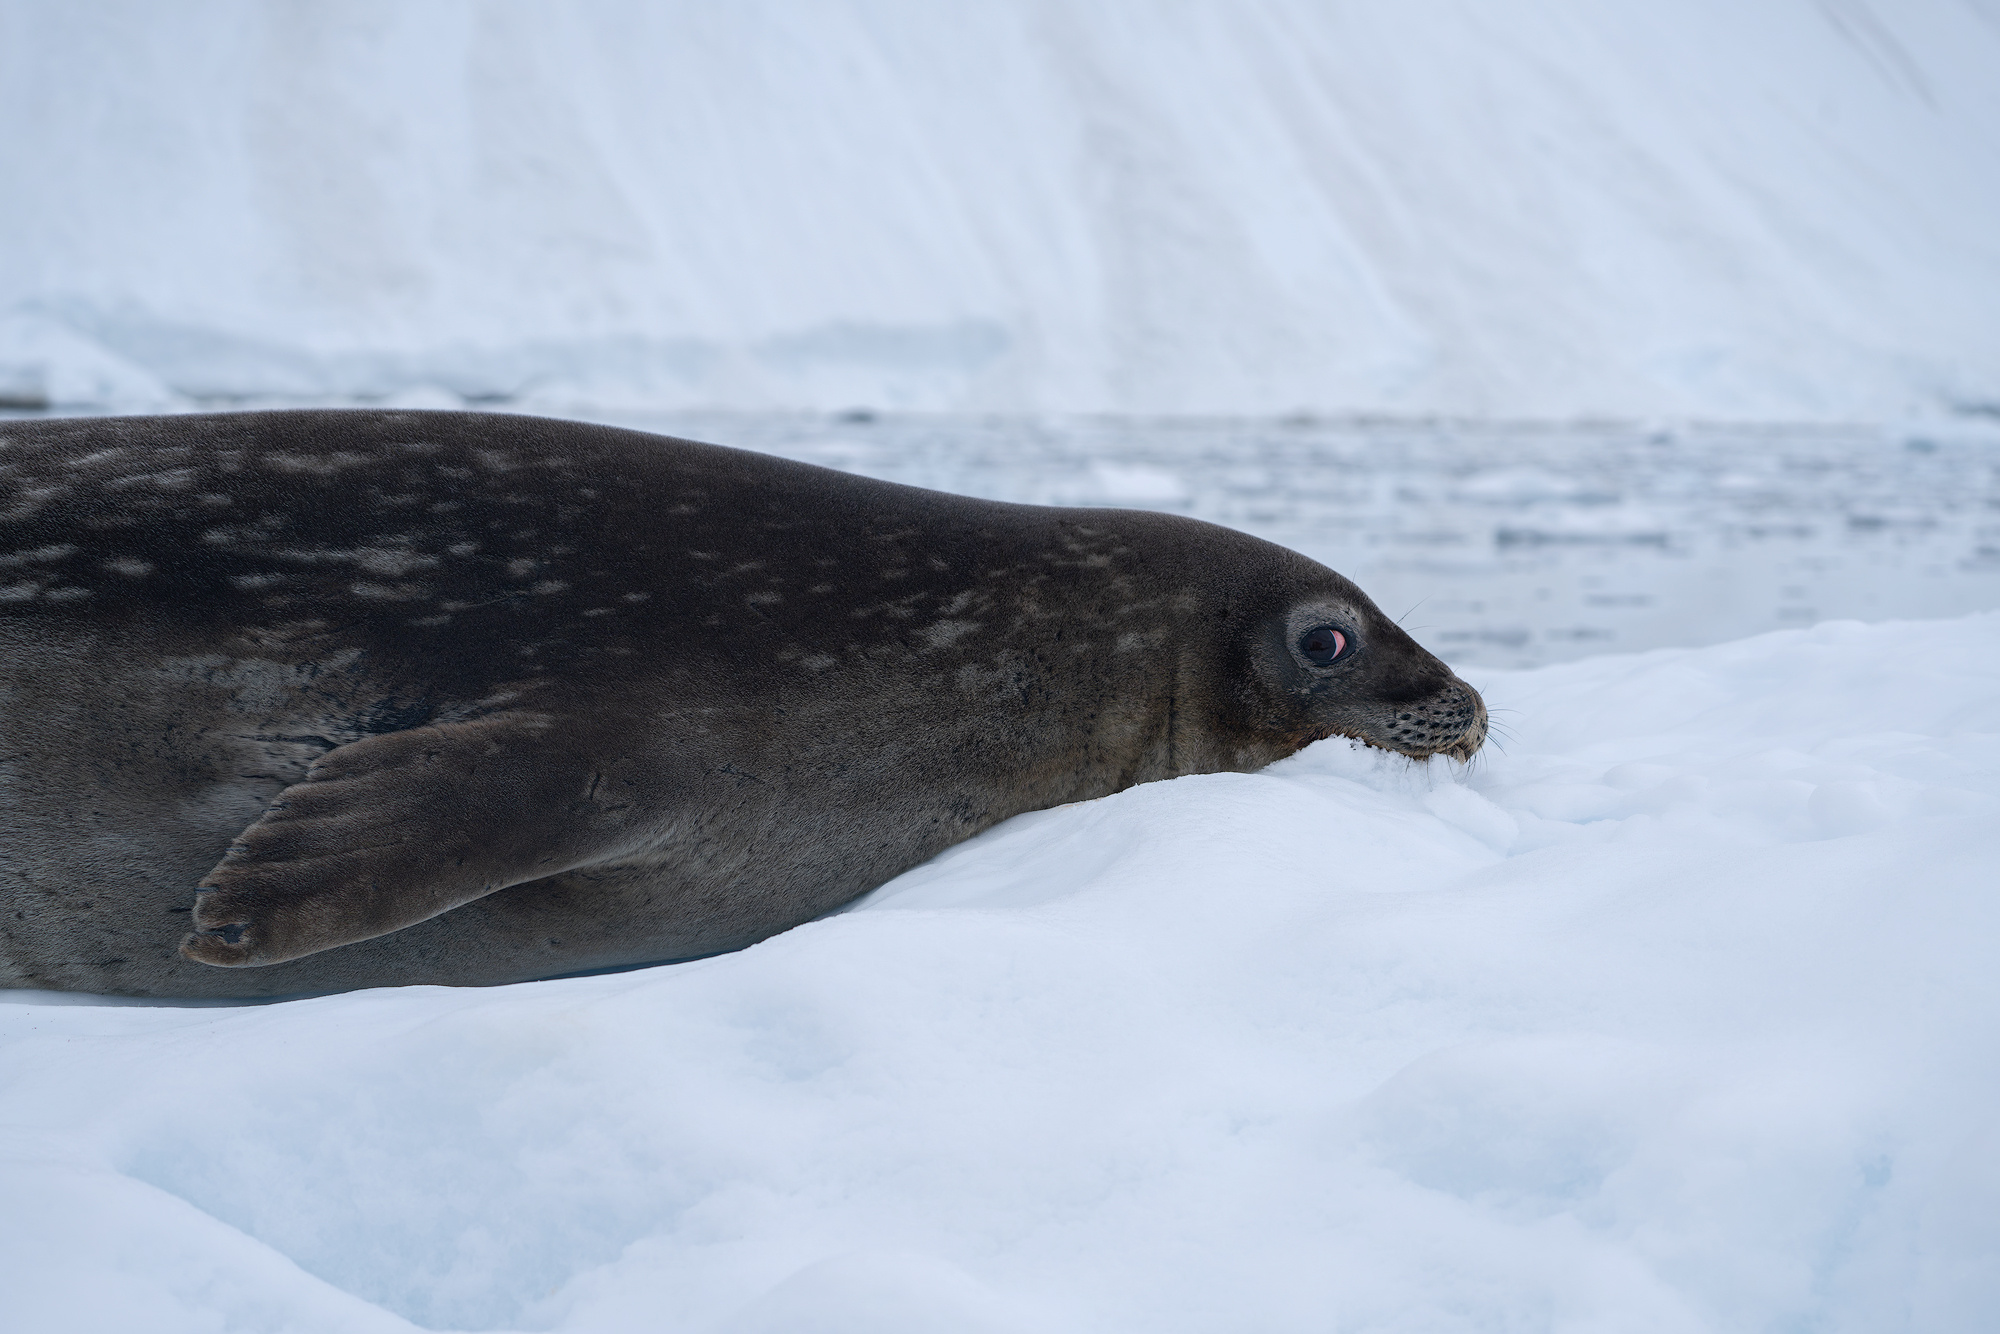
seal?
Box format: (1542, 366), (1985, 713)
(0, 410), (1486, 997)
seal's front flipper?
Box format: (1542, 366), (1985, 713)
(181, 712), (653, 967)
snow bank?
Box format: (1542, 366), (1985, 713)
(4, 611), (1997, 1333)
(3, 0), (1997, 419)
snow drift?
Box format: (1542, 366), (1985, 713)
(2, 0), (1998, 419)
(5, 611), (1998, 1333)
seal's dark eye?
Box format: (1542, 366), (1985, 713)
(1299, 626), (1348, 665)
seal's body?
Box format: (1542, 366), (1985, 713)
(1, 411), (1485, 997)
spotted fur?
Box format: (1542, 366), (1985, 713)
(0, 410), (1484, 996)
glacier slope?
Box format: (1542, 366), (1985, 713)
(2, 0), (1997, 417)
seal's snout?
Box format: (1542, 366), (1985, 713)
(1439, 682), (1489, 762)
(1382, 675), (1488, 762)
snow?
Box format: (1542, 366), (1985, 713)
(6, 610), (1998, 1333)
(3, 0), (1999, 419)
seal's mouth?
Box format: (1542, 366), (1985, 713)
(1368, 677), (1488, 762)
(1436, 708), (1487, 763)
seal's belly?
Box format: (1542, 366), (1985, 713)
(0, 624), (929, 996)
(0, 627), (340, 989)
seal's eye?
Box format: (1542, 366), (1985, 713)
(1299, 626), (1348, 665)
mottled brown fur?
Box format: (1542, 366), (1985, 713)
(0, 410), (1484, 997)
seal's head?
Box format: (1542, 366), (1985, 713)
(1172, 530), (1487, 766)
(1249, 580), (1488, 762)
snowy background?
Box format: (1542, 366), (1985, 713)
(3, 0), (1999, 419)
(4, 3), (2000, 1332)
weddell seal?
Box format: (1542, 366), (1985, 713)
(0, 410), (1486, 997)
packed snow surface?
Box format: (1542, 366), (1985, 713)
(5, 611), (1997, 1333)
(4, 0), (1999, 418)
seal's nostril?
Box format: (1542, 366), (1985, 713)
(206, 923), (247, 944)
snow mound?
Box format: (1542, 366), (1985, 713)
(4, 612), (1999, 1333)
(3, 0), (1998, 418)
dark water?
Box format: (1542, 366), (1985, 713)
(603, 410), (2000, 668)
